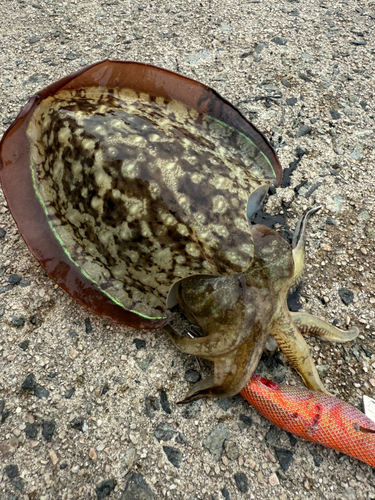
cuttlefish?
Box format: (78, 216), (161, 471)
(165, 207), (359, 402)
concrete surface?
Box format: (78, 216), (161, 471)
(0, 0), (374, 499)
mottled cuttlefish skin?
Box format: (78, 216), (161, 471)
(166, 211), (359, 402)
(27, 87), (276, 320)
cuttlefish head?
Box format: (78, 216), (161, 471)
(247, 224), (295, 295)
(172, 224), (296, 403)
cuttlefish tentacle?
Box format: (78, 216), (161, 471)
(272, 313), (328, 393)
(291, 312), (359, 343)
(289, 205), (322, 294)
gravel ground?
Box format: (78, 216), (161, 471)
(1, 0), (375, 499)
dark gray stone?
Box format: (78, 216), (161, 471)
(330, 110), (341, 120)
(8, 274), (21, 285)
(266, 425), (281, 446)
(29, 36), (40, 43)
(286, 97), (297, 106)
(11, 316), (25, 328)
(296, 125), (312, 137)
(275, 447), (293, 470)
(184, 369), (201, 383)
(11, 478), (25, 491)
(22, 373), (36, 390)
(96, 479), (116, 500)
(34, 385), (50, 399)
(42, 419), (55, 442)
(25, 422), (38, 439)
(154, 423), (176, 442)
(65, 388), (75, 399)
(18, 340), (29, 350)
(338, 288), (354, 305)
(309, 450), (323, 466)
(159, 390), (171, 414)
(287, 431), (298, 447)
(85, 317), (92, 333)
(0, 399), (4, 414)
(121, 473), (154, 500)
(138, 358), (153, 371)
(271, 36), (287, 45)
(234, 472), (248, 493)
(5, 464), (19, 478)
(239, 414), (252, 428)
(163, 446), (181, 468)
(221, 488), (230, 500)
(362, 346), (373, 358)
(133, 338), (146, 349)
(202, 423), (231, 461)
(281, 78), (291, 88)
(255, 43), (268, 53)
(1, 410), (10, 424)
(0, 228), (6, 238)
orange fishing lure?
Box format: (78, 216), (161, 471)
(241, 375), (375, 468)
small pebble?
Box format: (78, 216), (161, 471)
(269, 472), (280, 486)
(271, 36), (287, 45)
(133, 338), (146, 349)
(234, 472), (249, 493)
(5, 464), (19, 478)
(275, 448), (293, 471)
(163, 446), (181, 468)
(49, 450), (59, 465)
(184, 369), (201, 383)
(22, 373), (36, 390)
(121, 473), (154, 500)
(338, 288), (354, 306)
(8, 274), (22, 285)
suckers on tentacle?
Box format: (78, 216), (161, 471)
(241, 375), (375, 468)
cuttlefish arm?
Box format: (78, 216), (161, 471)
(272, 312), (328, 393)
(175, 332), (268, 403)
(291, 312), (359, 342)
(289, 205), (322, 294)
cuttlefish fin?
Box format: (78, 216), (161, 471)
(290, 205), (321, 294)
(272, 315), (329, 394)
(291, 312), (359, 343)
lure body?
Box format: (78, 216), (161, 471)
(240, 375), (375, 468)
